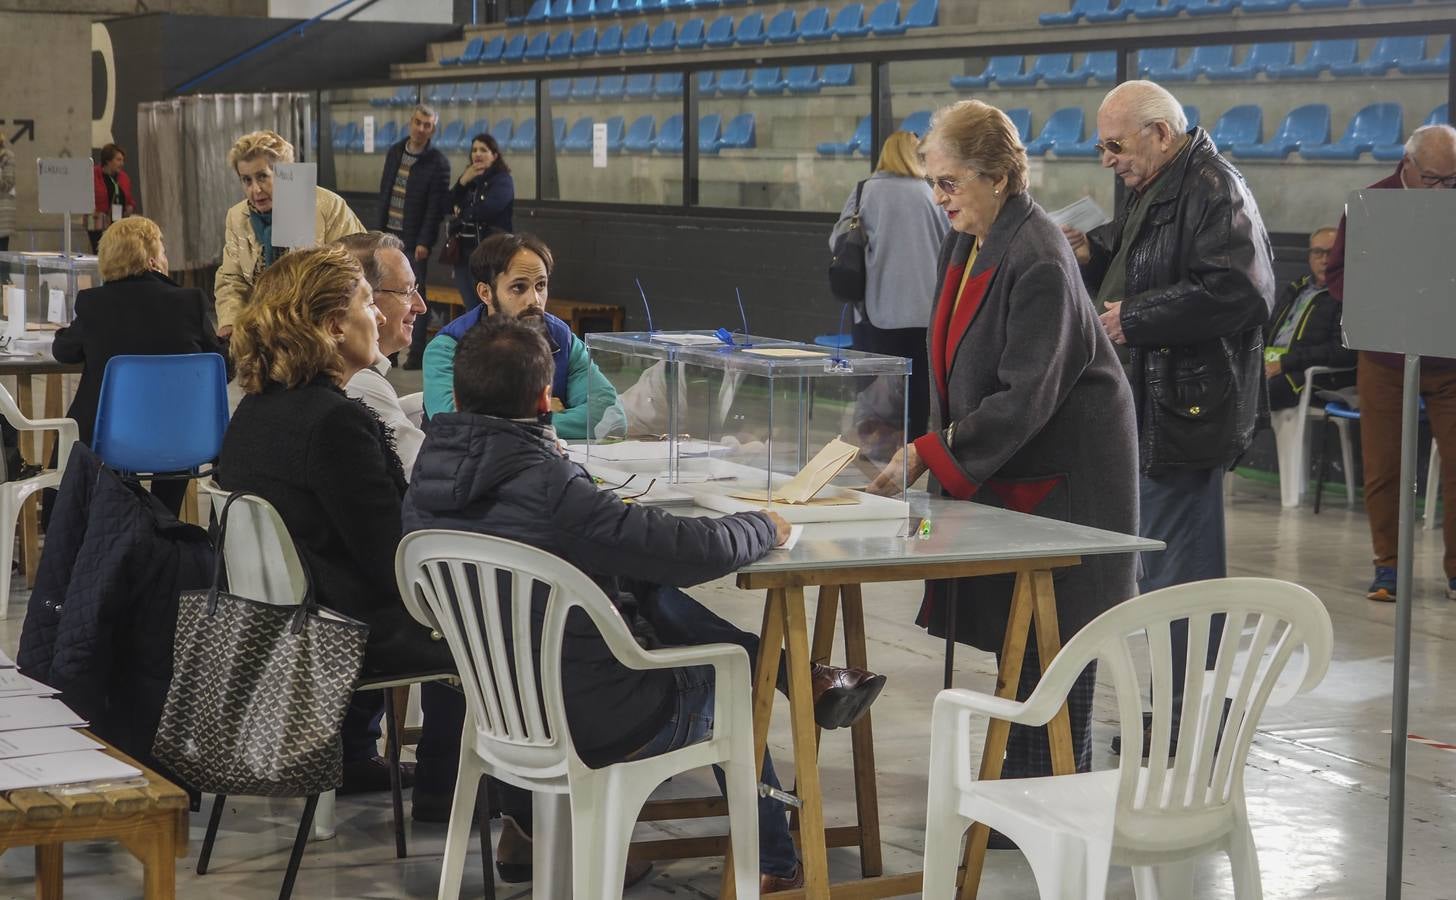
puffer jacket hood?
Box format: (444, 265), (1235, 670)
(407, 413), (557, 516)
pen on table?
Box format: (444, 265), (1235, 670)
(916, 518), (932, 540)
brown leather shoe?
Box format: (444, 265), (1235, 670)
(761, 862), (805, 893)
(810, 664), (886, 730)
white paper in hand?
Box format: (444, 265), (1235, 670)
(1048, 196), (1111, 233)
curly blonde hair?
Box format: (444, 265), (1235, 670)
(227, 130), (295, 173)
(231, 244), (364, 394)
(97, 216), (164, 282)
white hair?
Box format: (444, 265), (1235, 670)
(412, 103), (439, 123)
(1405, 123), (1456, 158)
(1100, 79), (1188, 135)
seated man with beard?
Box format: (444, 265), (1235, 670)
(421, 231), (617, 439)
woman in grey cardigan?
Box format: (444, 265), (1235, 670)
(869, 100), (1139, 793)
(831, 131), (948, 438)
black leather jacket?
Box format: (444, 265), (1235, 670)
(1083, 127), (1275, 474)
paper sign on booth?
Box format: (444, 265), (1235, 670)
(36, 158), (93, 215)
(271, 163), (319, 249)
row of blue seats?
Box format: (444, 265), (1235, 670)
(440, 0), (937, 65)
(334, 111), (761, 156)
(373, 82), (537, 107)
(539, 65), (856, 101)
(1042, 0), (1414, 25)
(512, 0), (742, 24)
(951, 38), (1450, 90)
(817, 109), (934, 155)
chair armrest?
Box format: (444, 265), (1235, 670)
(1296, 366), (1356, 419)
(932, 687), (1049, 729)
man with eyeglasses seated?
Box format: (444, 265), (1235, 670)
(1060, 80), (1275, 756)
(1264, 227), (1355, 414)
(337, 231), (429, 475)
(1323, 124), (1456, 603)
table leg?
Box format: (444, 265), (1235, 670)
(956, 569), (1037, 900)
(840, 583), (883, 878)
(41, 374), (61, 467)
(792, 585), (841, 835)
(782, 586), (830, 895)
(17, 376), (35, 465)
(141, 820), (178, 900)
(1030, 570), (1076, 777)
(35, 843), (62, 900)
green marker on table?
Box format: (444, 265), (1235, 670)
(916, 518), (932, 540)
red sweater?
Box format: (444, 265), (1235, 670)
(92, 166), (134, 217)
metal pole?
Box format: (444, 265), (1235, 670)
(62, 212), (71, 258)
(1386, 351), (1421, 900)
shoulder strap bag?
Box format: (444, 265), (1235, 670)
(828, 180), (869, 304)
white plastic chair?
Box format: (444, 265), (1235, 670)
(922, 578), (1333, 900)
(1271, 365), (1353, 508)
(0, 382), (78, 618)
(396, 529), (761, 900)
(399, 391), (424, 429)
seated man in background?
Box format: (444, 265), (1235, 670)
(420, 231), (617, 439)
(336, 231), (428, 475)
(1264, 226), (1355, 413)
(403, 317), (886, 892)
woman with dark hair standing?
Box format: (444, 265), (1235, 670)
(449, 133), (514, 312)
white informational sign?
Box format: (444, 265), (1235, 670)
(3, 286), (24, 339)
(36, 158), (93, 215)
(592, 122), (608, 169)
(47, 289), (65, 325)
(271, 162), (319, 249)
(363, 116), (376, 155)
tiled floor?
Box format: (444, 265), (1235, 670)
(0, 472), (1451, 899)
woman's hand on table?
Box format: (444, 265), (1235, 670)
(866, 443), (926, 497)
(762, 510), (793, 546)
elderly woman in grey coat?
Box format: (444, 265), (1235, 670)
(868, 99), (1139, 792)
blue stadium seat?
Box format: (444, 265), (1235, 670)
(523, 0), (550, 23)
(786, 66), (821, 93)
(649, 20), (676, 51)
(818, 115), (871, 156)
(1267, 40), (1357, 78)
(548, 78), (571, 101)
(1029, 53), (1076, 85)
(705, 14), (736, 47)
(1040, 0), (1112, 24)
(375, 120), (399, 150)
(1179, 45), (1235, 79)
(1138, 48), (1180, 79)
(696, 0), (723, 8)
(1403, 36), (1451, 75)
(995, 56), (1040, 87)
(1361, 0), (1412, 4)
(553, 117), (568, 147)
(833, 3), (871, 37)
(1241, 0), (1293, 9)
(900, 109), (932, 136)
(570, 0), (598, 14)
(572, 26), (598, 56)
(1297, 0), (1349, 6)
(374, 87), (412, 107)
(678, 18), (706, 49)
(696, 71), (716, 97)
(439, 120), (465, 151)
(547, 0), (571, 18)
(449, 83), (476, 104)
(1335, 36), (1425, 76)
(623, 22), (650, 53)
(597, 74), (626, 97)
(821, 64), (855, 87)
(509, 118), (536, 152)
(426, 84), (452, 106)
(330, 122), (351, 151)
(548, 29), (574, 59)
(625, 73), (655, 97)
(868, 0), (905, 34)
(521, 80), (537, 99)
(501, 34), (528, 62)
(655, 72), (684, 97)
(904, 0), (938, 26)
(604, 115), (626, 153)
(1059, 129), (1102, 157)
(1302, 103), (1403, 160)
(523, 32), (551, 61)
(656, 114), (685, 154)
(1206, 42), (1291, 80)
(736, 12), (767, 45)
(800, 6), (833, 40)
(699, 113), (724, 154)
(1184, 0), (1238, 13)
(571, 76), (598, 100)
(664, 0), (691, 10)
(349, 124), (365, 154)
(597, 24), (622, 54)
(993, 108), (1027, 142)
(460, 36), (487, 65)
(624, 115), (657, 152)
(950, 56), (1024, 89)
(476, 82), (499, 103)
(1183, 104), (1200, 129)
(1025, 107), (1084, 156)
(751, 67), (785, 94)
(720, 113), (757, 149)
(492, 119), (514, 146)
(720, 0), (747, 5)
(1374, 104), (1448, 159)
(717, 69), (750, 96)
(1087, 0), (1182, 21)
(479, 36), (507, 64)
(497, 80), (522, 101)
(1231, 104), (1331, 158)
(767, 9), (799, 43)
(462, 119), (487, 150)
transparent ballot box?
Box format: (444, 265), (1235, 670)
(0, 252), (99, 326)
(583, 331), (910, 522)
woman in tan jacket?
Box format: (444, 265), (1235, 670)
(213, 130), (363, 337)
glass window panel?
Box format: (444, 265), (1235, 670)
(327, 85), (418, 194)
(544, 74), (682, 205)
(442, 80), (538, 200)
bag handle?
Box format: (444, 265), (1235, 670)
(853, 178), (865, 216)
(210, 490), (319, 635)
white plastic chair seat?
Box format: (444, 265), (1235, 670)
(956, 769), (1120, 840)
(0, 381), (78, 618)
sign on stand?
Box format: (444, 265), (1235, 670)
(36, 158), (92, 215)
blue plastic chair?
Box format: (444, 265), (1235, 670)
(649, 20), (677, 51)
(766, 8), (799, 43)
(786, 66), (821, 93)
(623, 22), (650, 52)
(552, 117), (568, 148)
(457, 36), (487, 65)
(821, 64), (855, 87)
(996, 55), (1042, 87)
(1138, 48), (1180, 79)
(696, 71), (717, 97)
(597, 23), (623, 53)
(818, 115), (871, 156)
(832, 3), (870, 37)
(1040, 0), (1113, 24)
(597, 74), (626, 97)
(678, 17), (706, 49)
(951, 56), (1025, 89)
(547, 29), (574, 59)
(548, 78), (571, 101)
(625, 73), (655, 97)
(751, 67), (785, 94)
(1402, 36), (1450, 75)
(1240, 0), (1291, 10)
(509, 118), (537, 152)
(92, 354), (229, 480)
(1183, 105), (1200, 129)
(547, 0), (571, 18)
(478, 36), (506, 65)
(868, 0), (904, 34)
(736, 12), (767, 45)
(1177, 45), (1235, 79)
(1297, 0), (1349, 6)
(330, 122), (351, 151)
(654, 72), (684, 98)
(1027, 53), (1076, 85)
(502, 34), (529, 62)
(572, 26), (598, 56)
(1184, 0), (1238, 13)
(656, 114), (685, 154)
(1230, 104), (1331, 158)
(498, 80), (523, 101)
(1025, 108), (1085, 156)
(379, 120), (401, 148)
(461, 119), (487, 150)
(1006, 108), (1032, 142)
(720, 113), (757, 149)
(426, 83), (454, 106)
(1302, 103), (1403, 160)
(705, 14), (736, 47)
(1058, 129), (1102, 158)
(570, 76), (598, 100)
(523, 32), (551, 61)
(523, 0), (550, 22)
(492, 118), (515, 146)
(476, 81), (500, 103)
(1267, 40), (1358, 78)
(1374, 104), (1447, 160)
(904, 0), (938, 26)
(1206, 42), (1292, 80)
(562, 116), (595, 153)
(348, 125), (365, 154)
(717, 69), (751, 96)
(900, 109), (932, 136)
(1087, 0), (1182, 20)
(439, 120), (466, 150)
(1045, 52), (1096, 85)
(799, 7), (833, 40)
(624, 115), (657, 152)
(1333, 36), (1426, 76)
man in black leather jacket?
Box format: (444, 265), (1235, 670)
(1063, 80), (1275, 749)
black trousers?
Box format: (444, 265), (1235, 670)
(1002, 638), (1098, 778)
(851, 319), (929, 441)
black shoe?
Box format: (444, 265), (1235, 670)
(985, 828), (1017, 850)
(810, 664), (887, 730)
(339, 756), (414, 795)
(1110, 712), (1159, 758)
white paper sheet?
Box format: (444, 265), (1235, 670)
(0, 750), (140, 791)
(0, 727), (101, 760)
(1047, 196), (1111, 233)
(775, 524), (804, 551)
(0, 670), (56, 697)
(0, 697), (87, 731)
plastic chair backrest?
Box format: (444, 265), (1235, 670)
(623, 22), (650, 51)
(625, 114), (657, 150)
(868, 0), (901, 30)
(604, 115), (626, 151)
(786, 66), (818, 89)
(625, 72), (655, 96)
(766, 8), (797, 40)
(525, 0), (550, 20)
(553, 117), (568, 145)
(1428, 104), (1450, 127)
(722, 113), (756, 147)
(1005, 108), (1032, 142)
(493, 118), (515, 145)
(202, 481), (307, 609)
(1211, 104), (1262, 148)
(1344, 103), (1403, 146)
(905, 0), (938, 26)
(503, 34), (529, 60)
(1138, 47), (1178, 74)
(475, 81), (499, 102)
(656, 114), (685, 152)
(699, 113), (724, 152)
(511, 118), (537, 151)
(751, 67), (783, 92)
(597, 74), (626, 97)
(850, 115), (873, 150)
(464, 120), (488, 148)
(986, 55), (1024, 80)
(655, 72), (684, 97)
(706, 14), (735, 44)
(548, 78), (571, 100)
(1084, 50), (1116, 80)
(1189, 44), (1233, 73)
(1039, 107), (1085, 144)
(832, 2), (865, 33)
(597, 23), (623, 53)
(564, 116), (594, 151)
(649, 20), (677, 50)
(461, 36), (486, 62)
(483, 35), (507, 62)
(821, 63), (855, 86)
(93, 354), (229, 476)
(571, 76), (597, 100)
(737, 11), (766, 42)
(1370, 35), (1425, 67)
(524, 31), (551, 59)
(1307, 38), (1357, 67)
(678, 17), (705, 47)
(1034, 52), (1074, 78)
(899, 109), (932, 137)
(572, 26), (598, 55)
(1275, 104), (1332, 148)
(718, 69), (750, 93)
(1182, 105), (1200, 129)
(1245, 42), (1293, 70)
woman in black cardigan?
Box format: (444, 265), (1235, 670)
(448, 132), (514, 312)
(52, 216), (224, 515)
(217, 244), (460, 801)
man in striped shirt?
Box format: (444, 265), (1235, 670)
(377, 104), (451, 368)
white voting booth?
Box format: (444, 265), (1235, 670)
(1342, 188), (1456, 900)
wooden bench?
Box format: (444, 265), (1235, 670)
(433, 291), (626, 338)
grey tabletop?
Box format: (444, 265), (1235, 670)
(735, 493), (1163, 575)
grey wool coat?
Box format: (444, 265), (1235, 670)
(914, 191), (1140, 652)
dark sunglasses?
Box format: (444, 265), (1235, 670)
(1095, 122), (1157, 157)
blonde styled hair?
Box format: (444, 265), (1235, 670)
(924, 100), (1029, 196)
(97, 216), (165, 282)
(228, 130), (295, 173)
(876, 131), (924, 178)
(231, 244), (364, 395)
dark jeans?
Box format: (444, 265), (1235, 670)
(87, 231), (103, 254)
(1138, 467), (1227, 724)
(450, 250), (483, 314)
(342, 681), (464, 792)
(852, 319), (929, 441)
